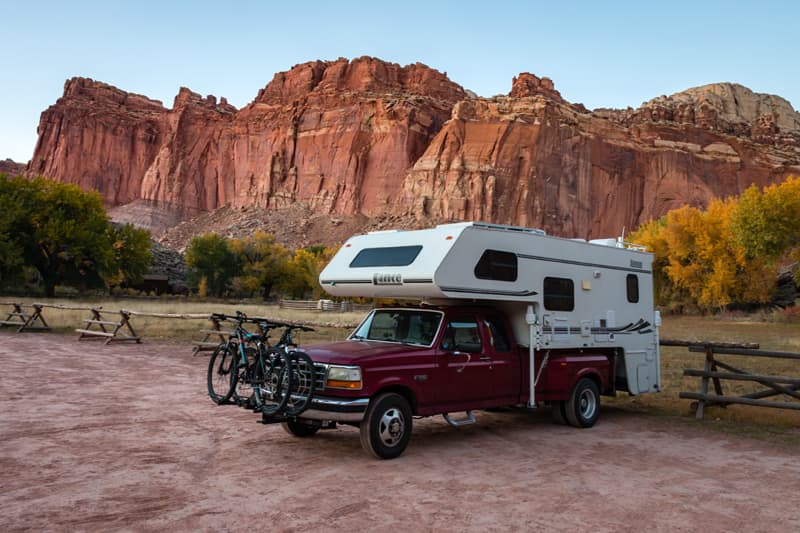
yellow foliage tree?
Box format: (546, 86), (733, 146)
(630, 178), (799, 311)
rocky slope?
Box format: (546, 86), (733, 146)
(29, 58), (800, 244)
(0, 159), (26, 175)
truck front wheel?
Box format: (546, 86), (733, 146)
(565, 378), (600, 428)
(360, 393), (413, 459)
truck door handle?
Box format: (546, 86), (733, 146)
(479, 356), (492, 362)
(454, 352), (471, 373)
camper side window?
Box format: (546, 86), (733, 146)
(543, 277), (574, 311)
(349, 245), (422, 267)
(626, 274), (639, 303)
(474, 250), (518, 282)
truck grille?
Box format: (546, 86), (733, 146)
(295, 361), (328, 391)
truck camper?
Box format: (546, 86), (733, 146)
(271, 222), (661, 459)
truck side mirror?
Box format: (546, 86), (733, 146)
(441, 340), (452, 351)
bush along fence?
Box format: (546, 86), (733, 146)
(664, 340), (800, 419)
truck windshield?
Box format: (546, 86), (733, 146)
(350, 309), (442, 346)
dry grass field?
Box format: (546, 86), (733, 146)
(609, 314), (800, 441)
(0, 297), (366, 344)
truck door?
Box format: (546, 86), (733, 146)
(482, 314), (519, 404)
(438, 315), (494, 407)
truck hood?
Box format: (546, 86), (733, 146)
(303, 339), (429, 365)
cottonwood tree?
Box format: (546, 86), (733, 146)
(632, 176), (800, 311)
(185, 233), (240, 297)
(0, 174), (152, 296)
(229, 231), (290, 300)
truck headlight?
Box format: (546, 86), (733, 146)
(326, 365), (362, 390)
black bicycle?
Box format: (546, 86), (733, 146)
(207, 313), (287, 413)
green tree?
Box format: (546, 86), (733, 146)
(731, 176), (800, 282)
(108, 223), (154, 287)
(185, 233), (240, 297)
(0, 175), (152, 296)
(229, 231), (290, 300)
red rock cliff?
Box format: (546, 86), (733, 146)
(31, 57), (464, 218)
(399, 79), (800, 238)
(29, 60), (800, 242)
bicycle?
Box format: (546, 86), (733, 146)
(207, 312), (288, 413)
(268, 323), (317, 417)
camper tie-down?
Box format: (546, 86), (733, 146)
(266, 222), (661, 459)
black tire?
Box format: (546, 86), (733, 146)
(260, 349), (290, 416)
(232, 347), (259, 407)
(565, 378), (600, 428)
(246, 350), (269, 410)
(551, 401), (568, 425)
(281, 419), (320, 438)
(283, 351), (315, 417)
(359, 393), (413, 460)
(207, 344), (235, 404)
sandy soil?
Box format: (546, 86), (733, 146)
(1, 332), (798, 532)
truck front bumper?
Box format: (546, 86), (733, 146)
(300, 395), (370, 423)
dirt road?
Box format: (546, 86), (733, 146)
(1, 332), (798, 532)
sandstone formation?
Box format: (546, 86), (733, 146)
(31, 57), (463, 229)
(400, 83), (800, 237)
(0, 159), (25, 176)
(28, 58), (800, 245)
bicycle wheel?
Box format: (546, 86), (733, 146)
(247, 349), (269, 410)
(283, 351), (315, 417)
(207, 343), (235, 404)
(260, 349), (291, 416)
(232, 347), (259, 408)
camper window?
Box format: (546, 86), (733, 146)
(626, 274), (639, 303)
(349, 245), (423, 267)
(474, 250), (518, 282)
(543, 277), (574, 311)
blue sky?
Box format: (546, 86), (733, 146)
(2, 0), (798, 163)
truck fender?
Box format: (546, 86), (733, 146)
(573, 368), (604, 393)
(368, 377), (419, 413)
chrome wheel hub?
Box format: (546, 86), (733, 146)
(579, 389), (597, 420)
(378, 407), (405, 447)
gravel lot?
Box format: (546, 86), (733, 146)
(1, 332), (798, 532)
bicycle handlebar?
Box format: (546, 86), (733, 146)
(209, 312), (314, 332)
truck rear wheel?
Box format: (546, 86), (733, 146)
(360, 393), (412, 460)
(551, 401), (568, 425)
(565, 378), (600, 428)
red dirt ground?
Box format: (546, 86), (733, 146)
(1, 332), (798, 532)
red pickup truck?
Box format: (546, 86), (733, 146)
(275, 305), (614, 459)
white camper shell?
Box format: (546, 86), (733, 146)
(320, 222), (661, 395)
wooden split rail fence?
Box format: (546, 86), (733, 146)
(0, 301), (359, 351)
(0, 302), (50, 332)
(667, 340), (800, 419)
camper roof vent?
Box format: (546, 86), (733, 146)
(589, 238), (619, 247)
(471, 222), (546, 236)
(367, 229), (403, 235)
(589, 237), (648, 251)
